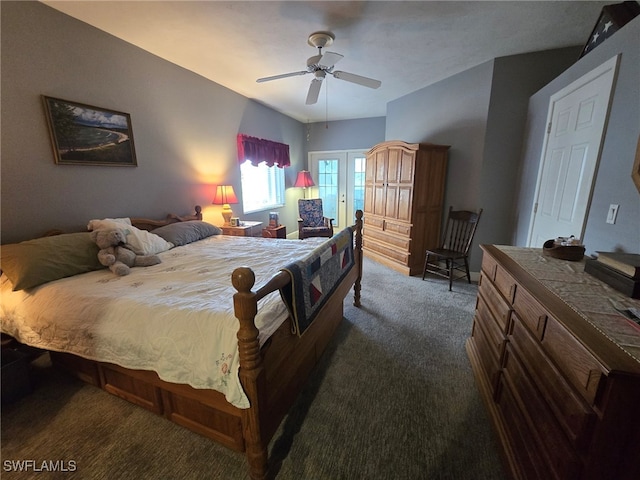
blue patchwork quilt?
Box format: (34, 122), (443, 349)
(280, 228), (354, 336)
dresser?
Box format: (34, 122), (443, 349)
(467, 245), (640, 480)
(362, 140), (449, 275)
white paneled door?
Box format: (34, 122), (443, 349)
(309, 150), (367, 230)
(527, 55), (619, 247)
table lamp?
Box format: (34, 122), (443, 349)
(212, 185), (238, 226)
(294, 170), (315, 199)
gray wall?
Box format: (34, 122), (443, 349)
(305, 117), (386, 153)
(515, 16), (640, 255)
(1, 1), (305, 243)
(385, 47), (580, 271)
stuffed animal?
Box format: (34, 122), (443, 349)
(90, 228), (161, 276)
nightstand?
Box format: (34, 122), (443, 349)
(221, 221), (263, 237)
(262, 225), (286, 239)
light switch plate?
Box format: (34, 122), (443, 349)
(606, 204), (619, 224)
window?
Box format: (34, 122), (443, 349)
(240, 161), (285, 213)
(318, 159), (338, 221)
(353, 155), (366, 213)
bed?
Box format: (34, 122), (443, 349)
(0, 206), (363, 480)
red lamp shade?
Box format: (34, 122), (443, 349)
(294, 170), (315, 188)
(212, 185), (238, 205)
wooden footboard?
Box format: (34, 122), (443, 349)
(50, 209), (363, 480)
(232, 209), (363, 479)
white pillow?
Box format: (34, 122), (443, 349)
(87, 218), (174, 255)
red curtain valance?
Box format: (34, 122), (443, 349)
(237, 134), (290, 168)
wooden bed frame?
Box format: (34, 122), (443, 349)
(48, 206), (364, 480)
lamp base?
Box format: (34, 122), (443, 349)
(221, 205), (233, 226)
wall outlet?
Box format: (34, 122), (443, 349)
(606, 204), (619, 224)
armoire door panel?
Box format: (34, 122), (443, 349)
(373, 184), (386, 216)
(387, 149), (400, 183)
(374, 152), (386, 184)
(397, 186), (413, 222)
(399, 150), (415, 184)
(364, 184), (374, 214)
(384, 186), (399, 219)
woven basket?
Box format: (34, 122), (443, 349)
(542, 239), (585, 261)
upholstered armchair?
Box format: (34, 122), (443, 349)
(297, 199), (334, 239)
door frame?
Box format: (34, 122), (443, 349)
(526, 55), (619, 247)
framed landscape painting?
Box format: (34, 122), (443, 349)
(43, 96), (137, 166)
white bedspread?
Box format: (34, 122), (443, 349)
(0, 235), (326, 408)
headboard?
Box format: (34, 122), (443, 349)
(130, 205), (203, 231)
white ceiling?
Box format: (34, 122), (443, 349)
(42, 1), (609, 123)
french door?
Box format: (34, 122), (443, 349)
(308, 150), (367, 230)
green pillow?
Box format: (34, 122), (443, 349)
(1, 233), (103, 291)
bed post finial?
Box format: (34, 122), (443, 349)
(194, 205), (203, 220)
(232, 267), (268, 480)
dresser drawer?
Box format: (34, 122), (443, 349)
(481, 254), (498, 282)
(478, 273), (511, 333)
(496, 375), (555, 480)
(383, 219), (411, 237)
(470, 316), (501, 390)
(500, 348), (582, 480)
(510, 316), (595, 451)
(494, 264), (517, 304)
(542, 316), (607, 406)
(223, 228), (244, 236)
(364, 227), (411, 250)
(475, 294), (506, 362)
(363, 239), (410, 264)
(513, 285), (548, 340)
(364, 216), (384, 229)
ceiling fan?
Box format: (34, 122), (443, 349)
(256, 31), (382, 105)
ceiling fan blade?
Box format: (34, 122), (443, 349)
(305, 78), (323, 105)
(256, 70), (309, 83)
(331, 70), (381, 89)
(318, 51), (343, 69)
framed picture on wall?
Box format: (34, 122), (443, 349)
(42, 96), (137, 166)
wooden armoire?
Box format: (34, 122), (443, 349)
(363, 140), (449, 275)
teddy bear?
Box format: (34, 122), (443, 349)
(90, 228), (161, 276)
